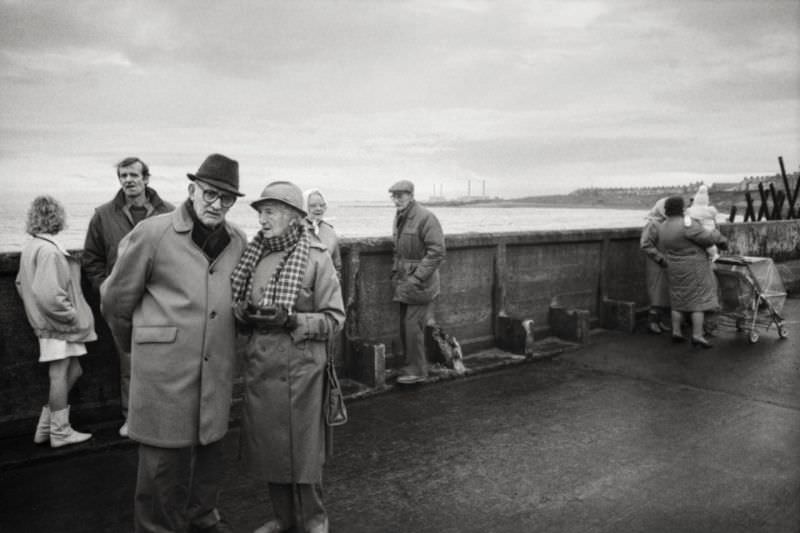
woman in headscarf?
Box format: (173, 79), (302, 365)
(640, 198), (671, 334)
(658, 196), (727, 348)
(232, 181), (345, 533)
(304, 188), (342, 280)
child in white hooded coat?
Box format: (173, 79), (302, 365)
(685, 185), (720, 262)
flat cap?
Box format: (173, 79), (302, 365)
(388, 180), (414, 194)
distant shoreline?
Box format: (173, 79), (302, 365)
(421, 199), (647, 210)
(422, 195), (742, 212)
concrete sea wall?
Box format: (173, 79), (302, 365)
(2, 220), (799, 438)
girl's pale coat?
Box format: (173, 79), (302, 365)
(16, 235), (97, 342)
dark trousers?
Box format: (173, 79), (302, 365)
(268, 482), (326, 531)
(119, 349), (131, 416)
(135, 440), (224, 533)
(399, 302), (433, 377)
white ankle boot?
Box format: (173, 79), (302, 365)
(33, 405), (51, 444)
(49, 406), (92, 448)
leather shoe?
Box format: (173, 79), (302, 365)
(671, 334), (686, 343)
(397, 374), (426, 385)
(306, 516), (329, 533)
(189, 518), (233, 533)
(647, 322), (662, 334)
(253, 519), (290, 533)
(691, 336), (713, 349)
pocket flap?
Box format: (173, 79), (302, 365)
(134, 326), (178, 344)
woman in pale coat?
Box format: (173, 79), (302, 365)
(640, 198), (670, 334)
(15, 196), (96, 447)
(304, 188), (342, 279)
(658, 196), (727, 348)
(232, 181), (345, 533)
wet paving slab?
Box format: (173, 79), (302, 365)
(1, 300), (798, 533)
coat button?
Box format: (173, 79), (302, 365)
(204, 356), (209, 362)
(210, 311), (217, 318)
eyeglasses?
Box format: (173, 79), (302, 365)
(196, 181), (236, 208)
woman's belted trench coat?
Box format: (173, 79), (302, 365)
(241, 243), (345, 483)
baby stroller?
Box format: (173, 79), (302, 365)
(712, 256), (788, 343)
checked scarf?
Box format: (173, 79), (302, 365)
(231, 221), (310, 311)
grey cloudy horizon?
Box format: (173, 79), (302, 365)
(1, 0), (798, 202)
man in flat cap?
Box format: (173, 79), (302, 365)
(82, 156), (174, 438)
(388, 180), (445, 384)
(102, 154), (247, 533)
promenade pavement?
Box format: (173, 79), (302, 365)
(1, 298), (798, 533)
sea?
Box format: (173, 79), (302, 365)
(1, 186), (664, 252)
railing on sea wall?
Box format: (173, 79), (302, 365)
(1, 220), (799, 438)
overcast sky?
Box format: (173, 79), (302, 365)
(1, 0), (798, 201)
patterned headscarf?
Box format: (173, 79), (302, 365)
(645, 197), (668, 223)
(231, 221), (310, 311)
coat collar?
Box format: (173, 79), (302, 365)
(172, 200), (236, 237)
(33, 233), (70, 256)
(112, 186), (165, 210)
(172, 201), (195, 233)
(396, 200), (419, 220)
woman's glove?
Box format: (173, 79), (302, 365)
(233, 301), (251, 325)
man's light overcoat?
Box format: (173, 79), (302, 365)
(101, 206), (247, 447)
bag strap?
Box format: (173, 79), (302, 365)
(324, 325), (348, 427)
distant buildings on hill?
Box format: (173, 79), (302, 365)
(571, 172), (799, 197)
(427, 179), (493, 203)
(422, 171), (799, 210)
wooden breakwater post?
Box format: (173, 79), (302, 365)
(734, 156), (799, 222)
(780, 156), (799, 219)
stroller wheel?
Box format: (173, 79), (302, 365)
(778, 324), (788, 339)
(748, 331), (759, 344)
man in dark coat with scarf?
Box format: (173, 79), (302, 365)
(388, 180), (445, 384)
(82, 156), (174, 437)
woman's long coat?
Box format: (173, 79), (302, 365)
(101, 206), (247, 447)
(640, 220), (670, 308)
(242, 243), (345, 484)
(658, 216), (727, 312)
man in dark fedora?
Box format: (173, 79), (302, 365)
(102, 154), (247, 533)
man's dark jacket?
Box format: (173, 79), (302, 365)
(83, 187), (174, 292)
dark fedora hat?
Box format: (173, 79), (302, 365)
(187, 153), (244, 197)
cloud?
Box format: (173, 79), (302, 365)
(0, 0), (797, 200)
(2, 47), (136, 81)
